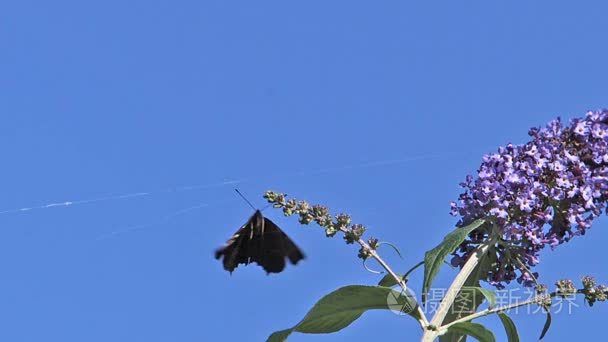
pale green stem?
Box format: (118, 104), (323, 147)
(438, 290), (584, 334)
(438, 295), (542, 333)
(342, 228), (430, 328)
(421, 238), (494, 342)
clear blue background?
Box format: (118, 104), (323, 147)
(1, 1), (607, 341)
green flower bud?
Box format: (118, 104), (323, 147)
(537, 294), (552, 309)
(582, 276), (596, 290)
(367, 238), (379, 250)
(343, 224), (366, 244)
(325, 225), (338, 237)
(596, 285), (608, 302)
(358, 246), (371, 260)
(283, 199), (297, 216)
(555, 279), (577, 297)
(536, 284), (548, 295)
(298, 212), (314, 225)
(263, 191), (277, 202)
(273, 193), (287, 208)
(335, 214), (351, 228)
(296, 201), (310, 214)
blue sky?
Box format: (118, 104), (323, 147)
(1, 1), (607, 341)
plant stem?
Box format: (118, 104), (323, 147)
(421, 239), (494, 342)
(439, 296), (540, 331)
(343, 228), (430, 328)
(439, 290), (582, 333)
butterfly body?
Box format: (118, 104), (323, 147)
(215, 210), (305, 274)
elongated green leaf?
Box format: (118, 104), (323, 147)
(267, 285), (420, 342)
(539, 311), (552, 340)
(498, 313), (519, 342)
(422, 219), (486, 303)
(462, 286), (497, 307)
(267, 329), (292, 342)
(445, 322), (496, 342)
(378, 273), (406, 287)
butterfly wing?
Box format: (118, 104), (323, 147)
(263, 217), (305, 266)
(215, 211), (305, 274)
(214, 213), (257, 273)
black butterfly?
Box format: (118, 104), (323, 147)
(215, 210), (305, 274)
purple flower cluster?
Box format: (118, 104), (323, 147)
(450, 110), (608, 288)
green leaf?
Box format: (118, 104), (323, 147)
(539, 311), (552, 340)
(445, 322), (496, 342)
(267, 329), (292, 342)
(378, 273), (406, 287)
(498, 313), (519, 342)
(422, 219), (486, 303)
(462, 286), (497, 307)
(266, 285), (420, 342)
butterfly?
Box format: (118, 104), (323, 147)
(215, 210), (305, 274)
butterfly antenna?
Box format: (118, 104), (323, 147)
(234, 189), (257, 210)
